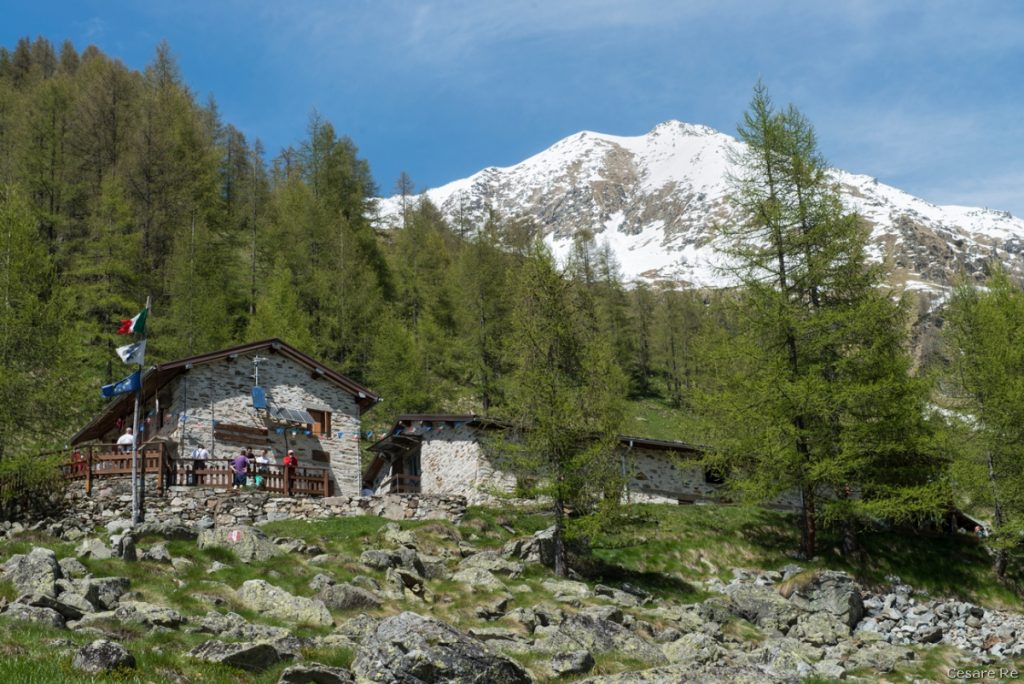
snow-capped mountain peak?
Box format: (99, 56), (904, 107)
(378, 121), (1024, 294)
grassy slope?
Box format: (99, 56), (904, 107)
(0, 504), (1020, 682)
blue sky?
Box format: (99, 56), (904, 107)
(3, 1), (1023, 215)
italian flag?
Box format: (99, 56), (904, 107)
(117, 307), (148, 335)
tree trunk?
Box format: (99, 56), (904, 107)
(801, 486), (817, 558)
(553, 495), (568, 578)
(986, 450), (1007, 579)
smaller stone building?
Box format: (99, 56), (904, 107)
(362, 414), (802, 509)
(71, 339), (379, 495)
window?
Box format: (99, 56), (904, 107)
(311, 450), (330, 464)
(308, 409), (331, 436)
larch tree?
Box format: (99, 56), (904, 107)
(944, 268), (1024, 578)
(498, 244), (626, 577)
(700, 84), (944, 558)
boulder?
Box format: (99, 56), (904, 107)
(83, 577), (131, 610)
(550, 650), (595, 676)
(459, 551), (524, 578)
(76, 538), (113, 561)
(18, 593), (88, 621)
(144, 542), (172, 563)
(3, 547), (63, 597)
(237, 580), (333, 627)
(197, 526), (283, 562)
(113, 601), (185, 629)
(58, 557), (88, 578)
(279, 662), (355, 683)
(726, 584), (799, 633)
(359, 549), (396, 570)
(317, 583), (381, 611)
(72, 639), (135, 674)
(784, 571), (864, 630)
(309, 574), (336, 593)
(3, 602), (66, 629)
(662, 632), (722, 665)
(352, 612), (531, 684)
(188, 639), (282, 672)
(536, 614), (667, 666)
(452, 567), (508, 592)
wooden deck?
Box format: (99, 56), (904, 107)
(59, 443), (334, 497)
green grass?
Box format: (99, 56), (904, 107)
(0, 502), (1022, 682)
(622, 396), (702, 442)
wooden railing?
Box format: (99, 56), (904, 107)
(381, 473), (421, 494)
(58, 445), (333, 498)
(59, 443), (172, 496)
(170, 460), (333, 497)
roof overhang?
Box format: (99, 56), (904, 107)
(71, 338), (380, 445)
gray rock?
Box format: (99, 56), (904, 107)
(197, 526), (283, 562)
(309, 574), (336, 592)
(352, 612), (531, 683)
(58, 557), (88, 578)
(114, 533), (137, 561)
(336, 614), (380, 644)
(790, 613), (847, 647)
(784, 570), (863, 630)
(76, 537), (113, 560)
(83, 577), (131, 610)
(72, 639), (135, 674)
(279, 662), (355, 683)
(317, 583), (381, 611)
(113, 600), (185, 628)
(18, 593), (87, 621)
(188, 639), (283, 672)
(144, 542), (172, 563)
(551, 650), (595, 675)
(3, 547), (63, 597)
(662, 632), (721, 665)
(359, 549), (397, 570)
(459, 551), (524, 578)
(237, 579), (333, 627)
(536, 614), (667, 666)
(452, 566), (508, 592)
(3, 602), (66, 629)
(726, 584), (799, 633)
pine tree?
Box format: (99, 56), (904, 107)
(246, 257), (314, 352)
(944, 269), (1024, 578)
(498, 244), (626, 577)
(0, 186), (82, 456)
(701, 84), (944, 557)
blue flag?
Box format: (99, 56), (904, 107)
(101, 370), (140, 399)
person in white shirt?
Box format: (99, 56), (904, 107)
(116, 428), (135, 453)
(190, 443), (209, 485)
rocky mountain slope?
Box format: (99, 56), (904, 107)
(0, 491), (1020, 682)
(378, 121), (1024, 301)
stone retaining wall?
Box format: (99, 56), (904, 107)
(62, 479), (466, 528)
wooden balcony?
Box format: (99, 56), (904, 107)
(58, 444), (333, 497)
(170, 460), (333, 497)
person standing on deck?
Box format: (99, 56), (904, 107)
(231, 450), (249, 490)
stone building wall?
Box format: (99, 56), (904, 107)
(417, 427), (517, 505)
(128, 350), (364, 495)
(626, 446), (802, 510)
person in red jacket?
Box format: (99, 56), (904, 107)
(283, 450), (297, 492)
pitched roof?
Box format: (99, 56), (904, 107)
(361, 413), (705, 487)
(72, 339), (379, 445)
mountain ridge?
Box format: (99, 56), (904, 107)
(377, 120), (1024, 297)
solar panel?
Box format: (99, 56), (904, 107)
(271, 406), (315, 424)
(251, 386), (267, 410)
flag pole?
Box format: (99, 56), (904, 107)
(131, 295), (151, 526)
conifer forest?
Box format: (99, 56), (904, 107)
(2, 37), (1023, 570)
